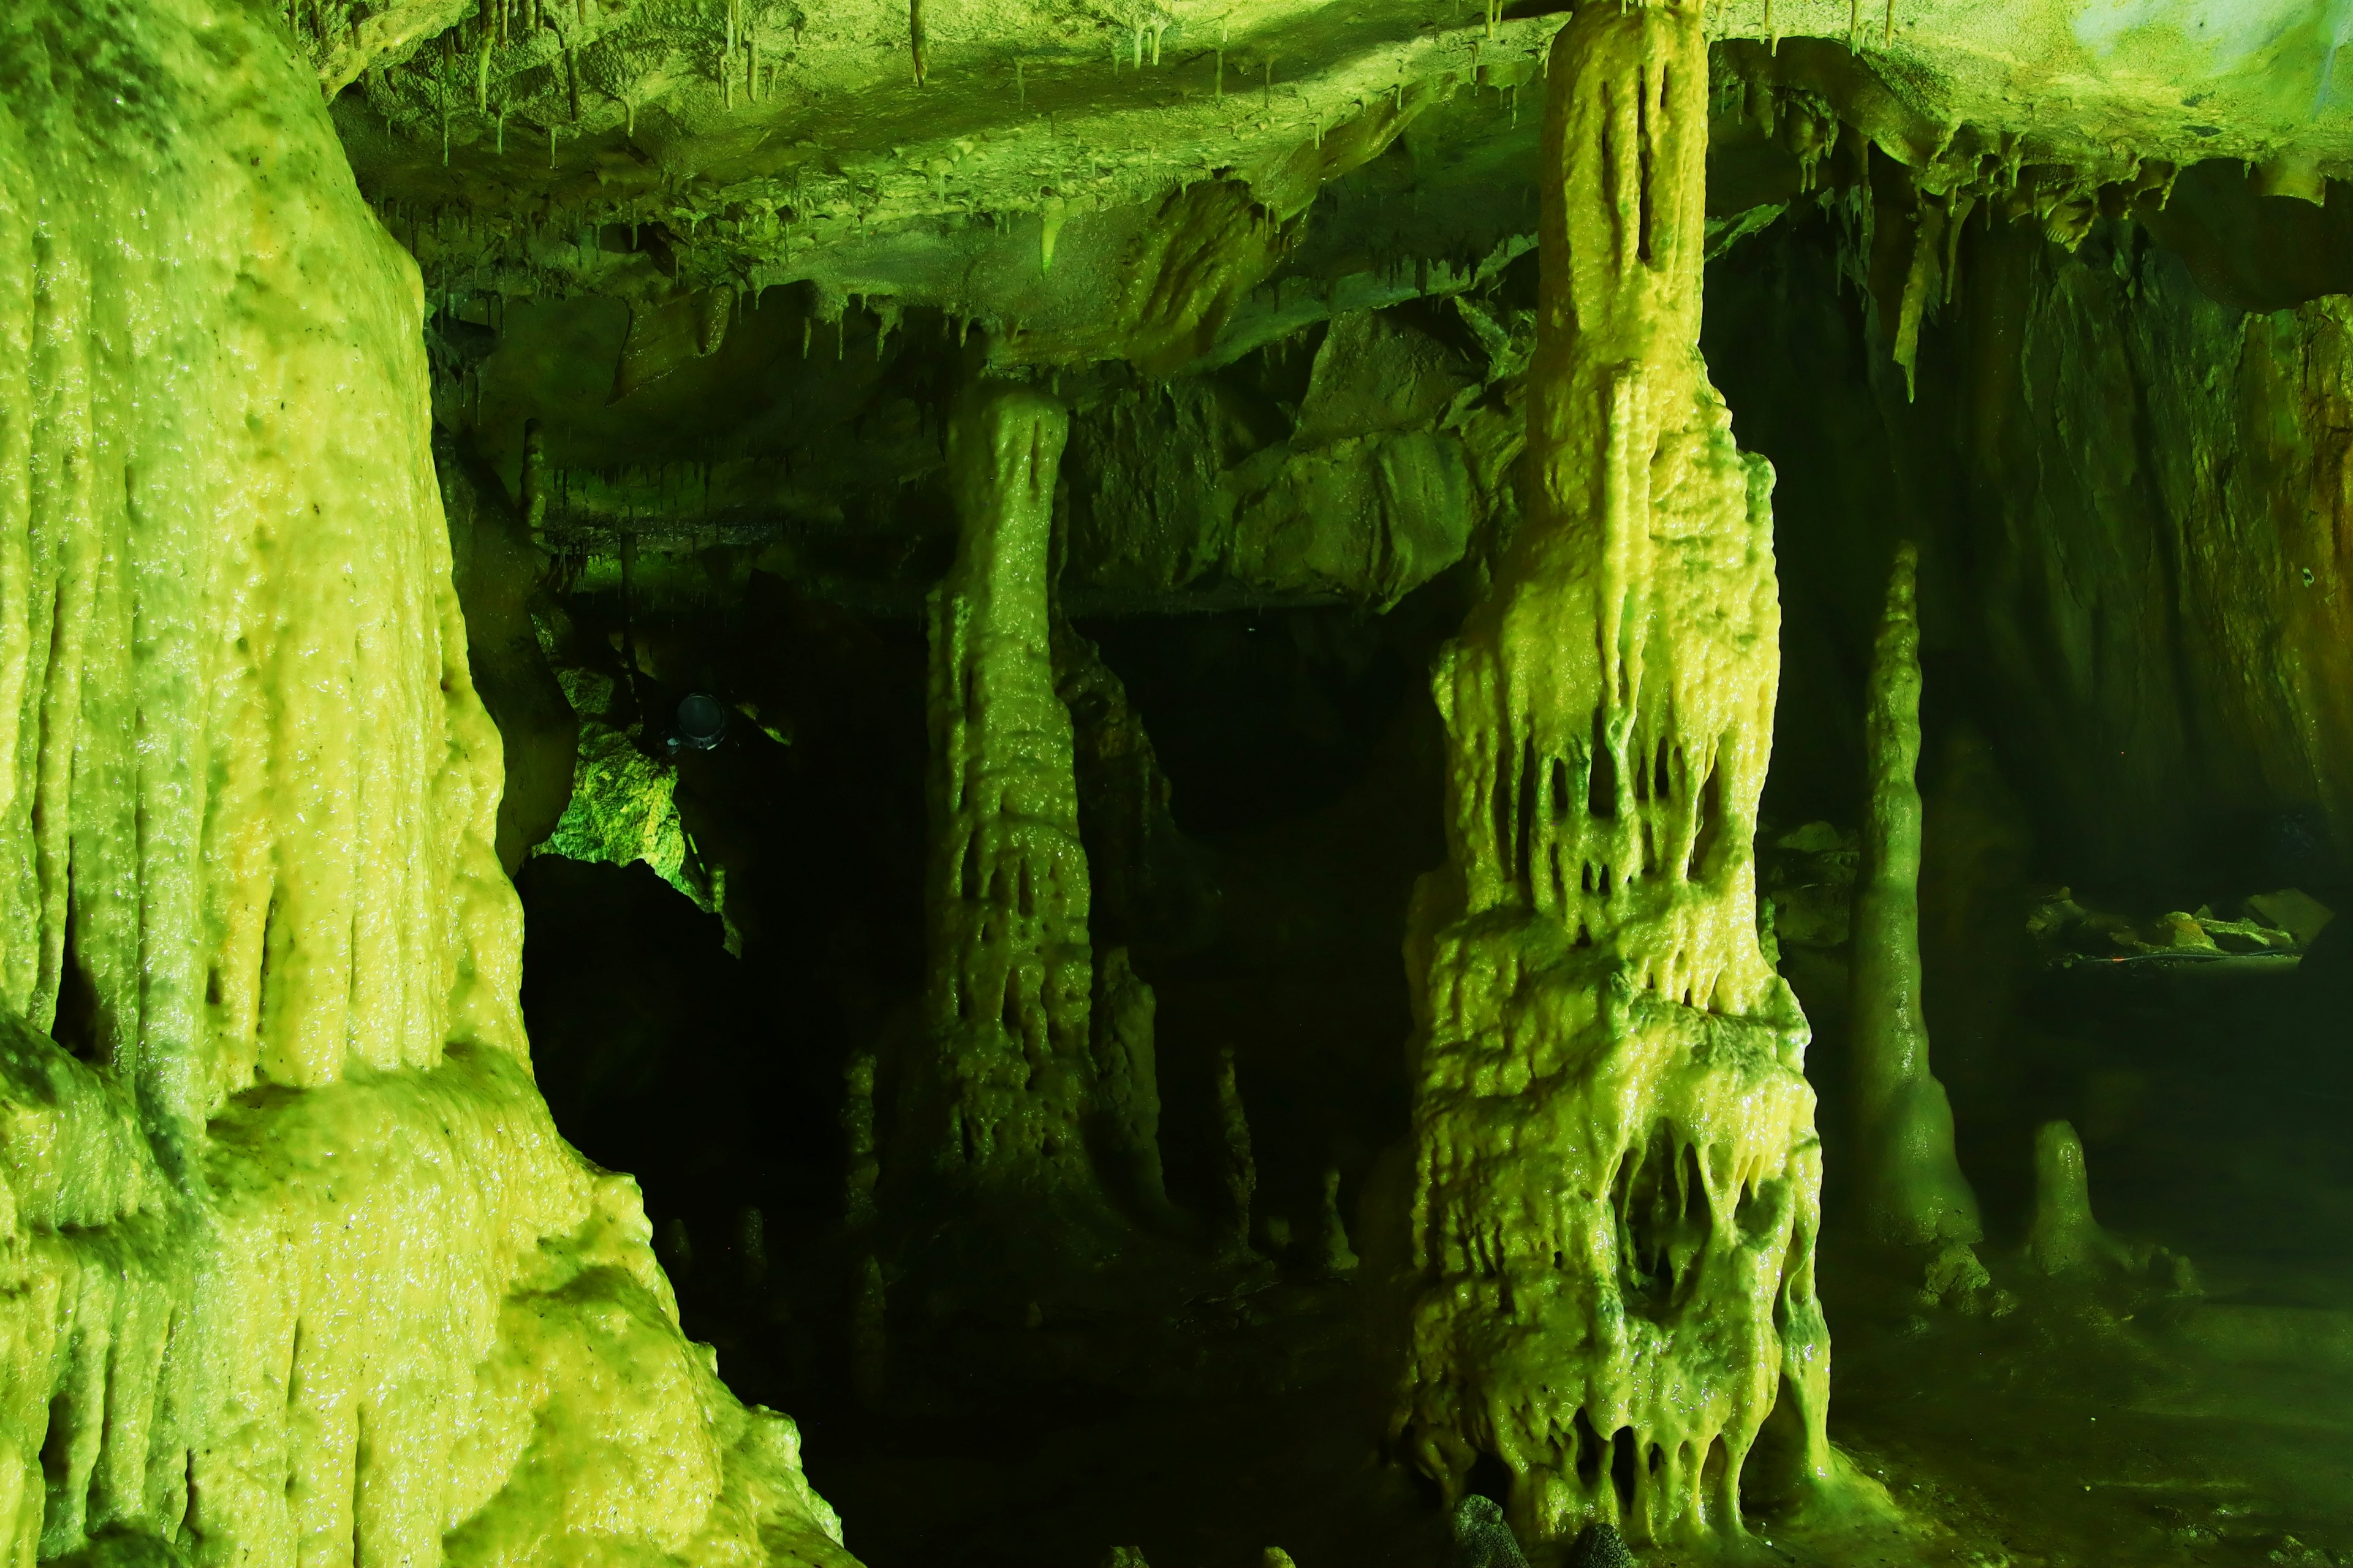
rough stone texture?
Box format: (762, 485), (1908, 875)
(1972, 232), (2353, 887)
(911, 384), (1100, 1183)
(0, 7), (850, 1566)
(1384, 0), (1831, 1549)
(1703, 195), (2353, 900)
(317, 0), (2353, 346)
(439, 437), (579, 873)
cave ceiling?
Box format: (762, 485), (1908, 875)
(317, 0), (2353, 621)
(328, 0), (2349, 330)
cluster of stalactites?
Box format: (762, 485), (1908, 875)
(1427, 0), (1781, 1027)
(1436, 618), (1775, 1018)
(1433, 378), (1782, 1023)
(920, 386), (1096, 1173)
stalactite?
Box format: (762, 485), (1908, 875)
(1892, 200), (1945, 401)
(1849, 543), (1982, 1251)
(1384, 0), (1832, 1548)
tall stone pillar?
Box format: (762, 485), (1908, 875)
(911, 385), (1098, 1191)
(1849, 543), (1982, 1252)
(0, 7), (854, 1565)
(1386, 0), (1832, 1547)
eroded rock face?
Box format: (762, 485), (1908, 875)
(1970, 233), (2353, 888)
(0, 7), (848, 1565)
(1384, 0), (1829, 1548)
(1716, 206), (2353, 896)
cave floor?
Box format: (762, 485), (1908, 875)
(1824, 1243), (2353, 1568)
(694, 1229), (2353, 1568)
(751, 956), (2353, 1568)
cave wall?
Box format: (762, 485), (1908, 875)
(0, 7), (849, 1567)
(1708, 199), (2353, 902)
(1969, 224), (2353, 896)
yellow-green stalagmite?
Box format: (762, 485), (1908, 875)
(1849, 544), (1983, 1252)
(0, 7), (851, 1567)
(1387, 0), (1830, 1548)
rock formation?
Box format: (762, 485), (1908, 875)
(1848, 543), (1983, 1251)
(2026, 1119), (2125, 1278)
(0, 7), (850, 1566)
(16, 0), (2353, 1556)
(2028, 1118), (2196, 1292)
(1386, 0), (1830, 1548)
(907, 385), (1099, 1189)
(893, 383), (1169, 1278)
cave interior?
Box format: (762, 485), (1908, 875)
(4, 1), (2353, 1566)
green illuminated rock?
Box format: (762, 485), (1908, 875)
(1382, 0), (1832, 1549)
(0, 7), (850, 1565)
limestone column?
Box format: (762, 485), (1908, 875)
(905, 384), (1099, 1196)
(1848, 543), (1982, 1251)
(1387, 0), (1831, 1547)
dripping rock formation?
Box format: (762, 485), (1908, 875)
(1382, 0), (1828, 1548)
(11, 0), (2353, 1566)
(0, 8), (851, 1568)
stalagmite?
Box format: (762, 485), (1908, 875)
(1093, 947), (1173, 1219)
(1386, 0), (1831, 1547)
(1317, 1166), (1359, 1274)
(1849, 543), (1983, 1251)
(0, 6), (852, 1567)
(1214, 1044), (1257, 1251)
(2026, 1119), (2194, 1290)
(2026, 1120), (2113, 1276)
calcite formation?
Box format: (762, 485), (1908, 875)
(903, 383), (1162, 1229)
(1389, 0), (1830, 1547)
(0, 7), (849, 1567)
(1847, 544), (1982, 1251)
(911, 384), (1096, 1187)
(2027, 1118), (2196, 1290)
